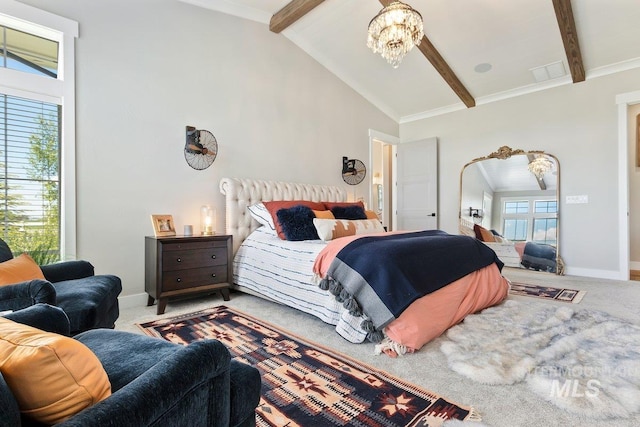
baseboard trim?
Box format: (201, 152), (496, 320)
(630, 261), (640, 270)
(564, 266), (628, 281)
(119, 293), (148, 310)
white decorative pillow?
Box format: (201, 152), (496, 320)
(247, 203), (275, 232)
(313, 218), (385, 241)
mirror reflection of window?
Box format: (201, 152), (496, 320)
(459, 146), (561, 274)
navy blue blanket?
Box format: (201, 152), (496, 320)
(321, 230), (503, 341)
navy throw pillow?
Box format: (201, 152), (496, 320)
(276, 205), (319, 241)
(331, 205), (367, 220)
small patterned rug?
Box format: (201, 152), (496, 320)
(138, 306), (481, 427)
(509, 282), (586, 303)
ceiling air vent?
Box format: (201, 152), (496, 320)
(530, 61), (566, 83)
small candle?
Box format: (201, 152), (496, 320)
(201, 205), (216, 235)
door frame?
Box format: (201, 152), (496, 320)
(369, 129), (400, 229)
(616, 90), (640, 280)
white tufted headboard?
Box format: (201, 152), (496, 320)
(219, 178), (347, 254)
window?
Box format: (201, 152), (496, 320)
(504, 201), (529, 214)
(501, 197), (557, 245)
(1, 94), (60, 262)
(503, 218), (528, 241)
(502, 200), (529, 241)
(533, 200), (557, 245)
(533, 218), (557, 245)
(1, 24), (59, 78)
(0, 3), (77, 261)
(534, 200), (557, 214)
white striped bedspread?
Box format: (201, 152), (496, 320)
(232, 227), (368, 343)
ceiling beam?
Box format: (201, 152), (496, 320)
(378, 0), (475, 108)
(415, 37), (475, 108)
(270, 0), (325, 33)
(552, 0), (585, 83)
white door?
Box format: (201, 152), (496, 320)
(395, 138), (438, 230)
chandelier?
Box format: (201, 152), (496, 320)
(528, 155), (553, 179)
(367, 1), (424, 68)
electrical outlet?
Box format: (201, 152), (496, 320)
(566, 195), (588, 204)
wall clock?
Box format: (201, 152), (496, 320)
(341, 156), (366, 185)
(185, 126), (218, 170)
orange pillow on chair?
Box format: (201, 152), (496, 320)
(0, 317), (111, 424)
(0, 254), (45, 286)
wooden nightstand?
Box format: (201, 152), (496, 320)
(145, 235), (233, 315)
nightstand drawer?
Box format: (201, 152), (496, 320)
(163, 240), (227, 251)
(162, 247), (227, 271)
(162, 265), (228, 291)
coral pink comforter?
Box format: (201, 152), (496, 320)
(313, 232), (509, 352)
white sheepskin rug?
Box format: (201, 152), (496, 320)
(440, 300), (640, 419)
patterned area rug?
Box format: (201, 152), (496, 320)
(509, 282), (586, 303)
(138, 306), (480, 427)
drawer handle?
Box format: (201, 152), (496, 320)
(211, 255), (216, 259)
(177, 258), (182, 262)
(211, 273), (216, 278)
(176, 278), (182, 282)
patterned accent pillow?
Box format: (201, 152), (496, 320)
(313, 218), (385, 241)
(247, 203), (276, 232)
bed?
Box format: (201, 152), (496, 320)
(460, 218), (558, 273)
(220, 177), (509, 355)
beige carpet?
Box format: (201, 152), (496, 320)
(116, 268), (640, 427)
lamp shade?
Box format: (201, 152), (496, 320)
(200, 205), (216, 235)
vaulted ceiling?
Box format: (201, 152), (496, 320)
(178, 0), (640, 122)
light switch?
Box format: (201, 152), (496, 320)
(566, 195), (588, 204)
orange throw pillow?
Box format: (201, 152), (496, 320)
(473, 224), (496, 242)
(0, 254), (45, 286)
(312, 210), (335, 220)
(364, 210), (379, 220)
(0, 318), (111, 424)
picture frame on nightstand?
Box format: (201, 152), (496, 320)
(150, 214), (176, 237)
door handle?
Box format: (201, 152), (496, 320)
(429, 213), (436, 217)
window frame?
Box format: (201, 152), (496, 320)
(0, 0), (78, 259)
(500, 196), (558, 245)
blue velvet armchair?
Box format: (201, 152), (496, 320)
(0, 304), (261, 427)
(0, 239), (122, 335)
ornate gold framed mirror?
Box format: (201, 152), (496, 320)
(459, 146), (563, 274)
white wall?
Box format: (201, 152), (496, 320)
(20, 0), (398, 299)
(401, 67), (640, 279)
(460, 163), (492, 225)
